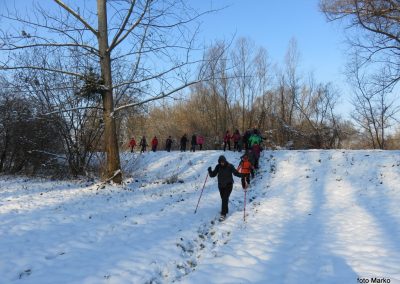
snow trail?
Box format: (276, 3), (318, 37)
(0, 150), (399, 283)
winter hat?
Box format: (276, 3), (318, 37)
(218, 155), (227, 163)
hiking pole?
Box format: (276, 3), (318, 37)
(194, 173), (208, 214)
(243, 186), (248, 222)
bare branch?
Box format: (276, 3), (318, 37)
(41, 106), (104, 116)
(27, 150), (67, 160)
(113, 80), (201, 114)
(2, 43), (100, 54)
(53, 0), (98, 36)
(0, 65), (85, 79)
(109, 0), (150, 51)
(112, 59), (203, 89)
(109, 0), (137, 51)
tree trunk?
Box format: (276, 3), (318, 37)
(0, 131), (9, 172)
(97, 0), (122, 183)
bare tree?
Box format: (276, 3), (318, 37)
(231, 37), (256, 131)
(271, 39), (302, 145)
(348, 57), (399, 149)
(1, 0), (212, 183)
(284, 38), (302, 128)
(320, 0), (400, 90)
(0, 77), (62, 174)
(252, 47), (271, 129)
(295, 78), (341, 148)
(12, 49), (104, 176)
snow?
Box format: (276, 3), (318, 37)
(1, 150), (400, 284)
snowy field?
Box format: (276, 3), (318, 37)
(1, 150), (400, 284)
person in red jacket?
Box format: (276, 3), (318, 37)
(197, 135), (205, 150)
(128, 137), (136, 152)
(223, 130), (231, 151)
(151, 136), (158, 152)
(232, 129), (241, 152)
(252, 143), (262, 169)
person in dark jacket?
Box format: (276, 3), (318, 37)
(190, 134), (197, 152)
(180, 134), (188, 152)
(139, 136), (147, 153)
(208, 155), (243, 221)
(243, 129), (253, 151)
(165, 136), (173, 152)
(246, 149), (257, 178)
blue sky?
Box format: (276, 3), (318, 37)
(1, 0), (348, 85)
(1, 0), (351, 115)
(192, 0), (351, 114)
(194, 0), (347, 84)
(2, 0), (345, 89)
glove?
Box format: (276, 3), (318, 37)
(208, 167), (212, 173)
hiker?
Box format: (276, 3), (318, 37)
(232, 129), (241, 152)
(237, 153), (254, 189)
(165, 136), (173, 152)
(252, 143), (262, 169)
(248, 131), (262, 148)
(208, 155), (243, 221)
(139, 136), (147, 153)
(128, 136), (136, 152)
(197, 135), (205, 150)
(243, 129), (253, 150)
(190, 133), (197, 152)
(246, 149), (257, 178)
(214, 136), (221, 150)
(223, 130), (231, 151)
(237, 137), (243, 153)
(151, 136), (158, 152)
(180, 134), (188, 152)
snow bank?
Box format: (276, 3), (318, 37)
(1, 150), (399, 283)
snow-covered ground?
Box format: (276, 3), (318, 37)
(1, 150), (400, 284)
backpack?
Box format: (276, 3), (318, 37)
(237, 158), (252, 174)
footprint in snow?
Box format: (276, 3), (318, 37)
(45, 252), (66, 260)
(19, 269), (32, 279)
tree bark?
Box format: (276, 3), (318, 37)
(97, 0), (122, 183)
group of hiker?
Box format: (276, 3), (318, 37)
(128, 133), (205, 153)
(128, 128), (265, 222)
(208, 128), (264, 221)
(221, 128), (264, 169)
(128, 136), (158, 153)
(128, 128), (264, 155)
(179, 134), (205, 152)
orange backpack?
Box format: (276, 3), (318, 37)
(238, 159), (252, 174)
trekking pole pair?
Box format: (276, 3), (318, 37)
(194, 173), (209, 214)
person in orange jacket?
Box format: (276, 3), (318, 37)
(128, 137), (136, 152)
(237, 153), (254, 189)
